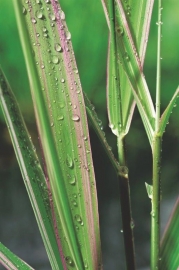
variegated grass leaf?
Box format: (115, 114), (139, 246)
(0, 68), (63, 270)
(158, 87), (179, 136)
(160, 197), (179, 269)
(102, 0), (155, 143)
(0, 242), (34, 270)
(13, 0), (101, 269)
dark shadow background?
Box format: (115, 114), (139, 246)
(0, 1), (179, 269)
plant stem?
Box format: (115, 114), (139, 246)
(118, 137), (136, 270)
(151, 135), (162, 270)
(108, 1), (136, 268)
(151, 0), (163, 269)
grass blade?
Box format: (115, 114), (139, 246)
(13, 1), (101, 269)
(0, 242), (34, 270)
(103, 0), (155, 143)
(160, 197), (179, 270)
(0, 68), (64, 269)
(158, 87), (179, 135)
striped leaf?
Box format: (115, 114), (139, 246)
(13, 1), (101, 269)
(160, 197), (179, 270)
(0, 68), (63, 269)
(102, 0), (155, 144)
(0, 242), (34, 270)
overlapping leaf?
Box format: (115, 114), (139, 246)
(102, 0), (155, 144)
(13, 0), (101, 269)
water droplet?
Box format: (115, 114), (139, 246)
(59, 10), (65, 20)
(61, 78), (65, 83)
(66, 31), (71, 40)
(51, 122), (54, 127)
(124, 52), (130, 61)
(55, 43), (62, 52)
(72, 114), (80, 122)
(130, 219), (135, 229)
(72, 199), (77, 206)
(41, 64), (45, 69)
(116, 26), (124, 36)
(52, 55), (59, 64)
(43, 27), (47, 32)
(59, 102), (65, 108)
(69, 176), (76, 185)
(36, 10), (43, 19)
(57, 115), (64, 121)
(75, 214), (83, 225)
(31, 18), (37, 24)
(22, 6), (27, 15)
(65, 256), (74, 266)
(49, 13), (56, 21)
(66, 155), (74, 168)
(120, 229), (123, 233)
(84, 261), (89, 269)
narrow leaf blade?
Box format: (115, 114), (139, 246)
(0, 242), (34, 270)
(0, 68), (63, 269)
(13, 1), (101, 269)
(160, 197), (179, 269)
(159, 87), (179, 135)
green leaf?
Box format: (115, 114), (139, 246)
(0, 242), (34, 270)
(0, 68), (63, 270)
(102, 0), (155, 145)
(13, 1), (101, 269)
(158, 87), (179, 136)
(160, 197), (179, 269)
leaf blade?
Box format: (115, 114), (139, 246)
(0, 68), (63, 269)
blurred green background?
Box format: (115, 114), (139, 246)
(0, 1), (179, 269)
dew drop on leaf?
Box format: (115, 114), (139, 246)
(57, 115), (64, 121)
(116, 26), (124, 37)
(66, 31), (71, 40)
(52, 55), (59, 64)
(72, 114), (80, 122)
(69, 176), (76, 185)
(61, 78), (65, 83)
(59, 102), (65, 108)
(75, 214), (83, 225)
(36, 10), (43, 19)
(55, 43), (62, 52)
(66, 155), (74, 168)
(31, 18), (37, 24)
(59, 10), (65, 20)
(49, 13), (56, 21)
(65, 256), (74, 266)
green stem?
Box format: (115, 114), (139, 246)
(108, 1), (136, 268)
(151, 0), (163, 269)
(151, 135), (162, 270)
(117, 137), (136, 270)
